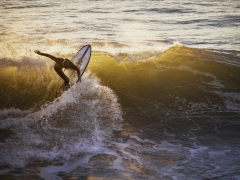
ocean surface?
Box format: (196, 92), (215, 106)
(1, 0), (240, 179)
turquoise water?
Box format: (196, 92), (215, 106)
(0, 0), (240, 179)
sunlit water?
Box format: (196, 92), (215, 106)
(0, 0), (240, 179)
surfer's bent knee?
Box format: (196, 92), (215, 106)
(54, 63), (69, 85)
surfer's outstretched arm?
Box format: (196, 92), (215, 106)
(34, 49), (81, 82)
(34, 50), (60, 63)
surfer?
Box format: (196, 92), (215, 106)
(34, 50), (81, 86)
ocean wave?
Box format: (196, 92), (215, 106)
(0, 73), (123, 170)
(1, 44), (240, 113)
(88, 45), (240, 114)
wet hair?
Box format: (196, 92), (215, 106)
(63, 59), (70, 68)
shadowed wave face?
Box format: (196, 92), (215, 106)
(89, 45), (240, 112)
(87, 46), (240, 141)
(0, 59), (56, 109)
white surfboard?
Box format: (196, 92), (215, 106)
(56, 44), (91, 96)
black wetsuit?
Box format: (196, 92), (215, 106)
(39, 52), (80, 85)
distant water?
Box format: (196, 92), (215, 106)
(0, 0), (240, 179)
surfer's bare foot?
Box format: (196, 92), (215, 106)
(65, 84), (70, 90)
(76, 75), (81, 83)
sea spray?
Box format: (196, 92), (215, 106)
(0, 73), (123, 171)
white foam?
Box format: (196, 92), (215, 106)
(188, 145), (209, 158)
(40, 154), (93, 180)
(111, 142), (141, 163)
(173, 40), (183, 47)
(0, 108), (33, 119)
(0, 74), (123, 171)
(214, 91), (240, 111)
(209, 149), (231, 157)
(130, 136), (155, 144)
(176, 65), (224, 88)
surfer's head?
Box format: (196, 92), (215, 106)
(63, 59), (70, 69)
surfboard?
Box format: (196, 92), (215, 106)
(56, 44), (91, 96)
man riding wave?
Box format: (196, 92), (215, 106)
(34, 50), (81, 88)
